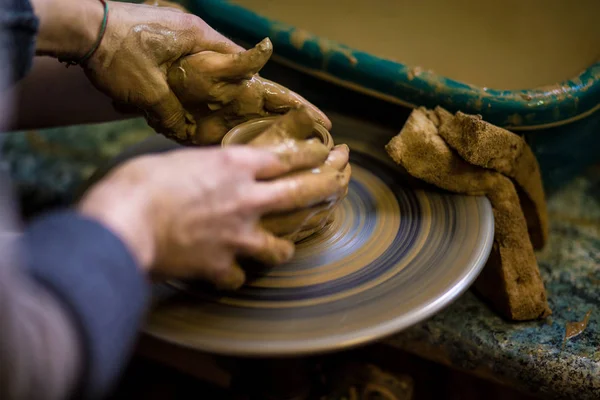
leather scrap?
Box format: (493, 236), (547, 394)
(435, 107), (548, 249)
(385, 107), (551, 321)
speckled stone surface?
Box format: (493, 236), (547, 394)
(386, 170), (600, 399)
(2, 119), (598, 399)
(1, 119), (154, 216)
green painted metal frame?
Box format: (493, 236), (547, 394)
(190, 0), (599, 131)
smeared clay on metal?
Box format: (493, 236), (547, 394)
(232, 0), (600, 90)
(386, 107), (550, 321)
(283, 25), (358, 68)
(269, 49), (600, 131)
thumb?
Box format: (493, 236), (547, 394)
(167, 38), (272, 106)
(255, 139), (330, 179)
(212, 261), (247, 291)
(211, 37), (273, 80)
(249, 107), (315, 146)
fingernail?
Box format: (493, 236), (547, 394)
(257, 37), (273, 52)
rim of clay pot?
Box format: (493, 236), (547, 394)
(221, 116), (334, 149)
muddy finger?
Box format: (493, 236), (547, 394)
(340, 163), (352, 187)
(252, 166), (346, 213)
(325, 144), (350, 171)
(261, 201), (335, 236)
(174, 38), (271, 84)
(256, 139), (329, 178)
(249, 107), (315, 146)
(211, 261), (247, 291)
(167, 39), (271, 105)
(236, 227), (295, 266)
(219, 38), (273, 79)
(191, 109), (231, 145)
(144, 88), (196, 142)
(260, 78), (332, 129)
(168, 54), (243, 106)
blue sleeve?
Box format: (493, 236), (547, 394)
(23, 211), (150, 399)
(0, 0), (39, 89)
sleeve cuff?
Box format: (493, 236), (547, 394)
(23, 210), (150, 399)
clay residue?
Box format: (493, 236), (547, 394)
(277, 24), (357, 68)
(505, 113), (524, 127)
(564, 310), (593, 344)
(385, 107), (551, 321)
(288, 27), (309, 50)
(407, 67), (423, 81)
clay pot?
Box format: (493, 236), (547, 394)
(222, 117), (337, 243)
(222, 116), (334, 150)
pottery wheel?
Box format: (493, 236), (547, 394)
(80, 132), (493, 357)
(116, 138), (494, 357)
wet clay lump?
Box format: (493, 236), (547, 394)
(233, 0), (600, 89)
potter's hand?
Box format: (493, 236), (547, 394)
(31, 0), (328, 140)
(77, 142), (345, 289)
(262, 144), (351, 242)
(166, 38), (330, 144)
(81, 1), (249, 142)
(144, 0), (330, 144)
(248, 109), (351, 242)
(90, 0), (328, 144)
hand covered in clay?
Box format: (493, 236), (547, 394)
(262, 144), (351, 242)
(78, 142), (346, 290)
(82, 1), (234, 140)
(247, 108), (351, 242)
(166, 37), (330, 145)
(85, 1), (329, 143)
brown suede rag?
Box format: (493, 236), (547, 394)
(435, 107), (548, 250)
(385, 107), (551, 321)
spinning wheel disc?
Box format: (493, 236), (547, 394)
(145, 150), (494, 356)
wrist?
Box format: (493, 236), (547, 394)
(78, 177), (156, 273)
(32, 0), (105, 61)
